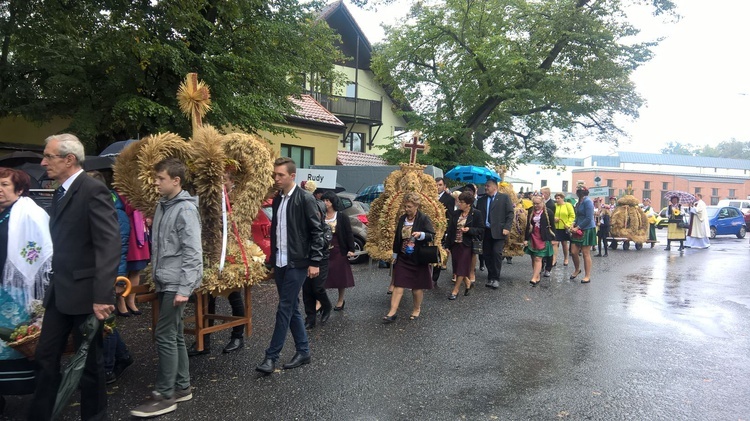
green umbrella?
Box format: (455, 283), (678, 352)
(52, 314), (105, 420)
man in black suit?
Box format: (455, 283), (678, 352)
(476, 179), (514, 289)
(540, 187), (557, 277)
(30, 134), (120, 421)
(432, 177), (454, 283)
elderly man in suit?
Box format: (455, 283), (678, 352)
(29, 134), (120, 421)
(476, 179), (514, 289)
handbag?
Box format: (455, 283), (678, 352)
(471, 238), (483, 255)
(416, 245), (440, 265)
(568, 227), (583, 240)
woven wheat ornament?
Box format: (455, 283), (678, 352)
(177, 73), (212, 134)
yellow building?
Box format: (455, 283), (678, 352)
(314, 0), (410, 155)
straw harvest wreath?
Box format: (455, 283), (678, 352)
(610, 195), (649, 243)
(367, 163), (448, 263)
(112, 125), (276, 293)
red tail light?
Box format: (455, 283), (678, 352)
(356, 214), (368, 225)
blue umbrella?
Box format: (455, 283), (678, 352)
(355, 184), (384, 204)
(99, 139), (138, 157)
(444, 165), (501, 185)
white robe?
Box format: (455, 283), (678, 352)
(686, 200), (710, 248)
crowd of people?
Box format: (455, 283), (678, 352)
(0, 135), (720, 419)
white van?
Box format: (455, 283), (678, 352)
(717, 199), (750, 215)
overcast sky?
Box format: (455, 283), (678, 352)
(348, 0), (750, 157)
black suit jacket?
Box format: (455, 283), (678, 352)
(438, 191), (454, 218)
(45, 172), (120, 315)
(392, 211), (435, 254)
(444, 208), (484, 247)
(476, 192), (515, 239)
(332, 211), (355, 256)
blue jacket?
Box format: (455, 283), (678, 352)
(574, 196), (596, 230)
(112, 191), (130, 276)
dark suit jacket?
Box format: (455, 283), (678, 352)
(524, 207), (556, 242)
(332, 211), (355, 256)
(438, 191), (454, 218)
(444, 208), (484, 247)
(45, 172), (120, 315)
(476, 192), (515, 239)
(392, 211), (435, 254)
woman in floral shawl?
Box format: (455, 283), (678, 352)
(0, 168), (52, 405)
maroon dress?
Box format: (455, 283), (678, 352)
(325, 233), (355, 289)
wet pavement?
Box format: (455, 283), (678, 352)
(3, 230), (750, 420)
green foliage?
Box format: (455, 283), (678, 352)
(371, 0), (676, 171)
(0, 0), (344, 151)
(699, 139), (750, 160)
(660, 141), (700, 156)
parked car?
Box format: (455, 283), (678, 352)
(337, 192), (369, 264)
(656, 207), (669, 229)
(706, 206), (746, 239)
(717, 199), (750, 228)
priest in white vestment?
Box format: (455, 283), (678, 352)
(686, 194), (710, 249)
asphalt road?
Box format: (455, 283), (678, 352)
(3, 230), (750, 420)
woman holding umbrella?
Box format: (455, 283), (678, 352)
(666, 195), (687, 251)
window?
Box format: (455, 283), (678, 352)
(562, 181), (569, 192)
(644, 181), (650, 190)
(280, 144), (314, 169)
(606, 179), (613, 187)
(345, 132), (366, 152)
(642, 190), (651, 200)
(662, 182), (669, 190)
(729, 189), (736, 198)
(609, 188), (615, 198)
(626, 180), (633, 189)
(345, 82), (356, 98)
(694, 187), (701, 194)
(712, 188), (719, 196)
(541, 180), (548, 187)
(711, 196), (719, 205)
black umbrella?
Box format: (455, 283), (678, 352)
(52, 315), (104, 419)
(17, 163), (49, 187)
(82, 156), (115, 172)
(0, 151), (43, 167)
(99, 139), (138, 157)
(314, 183), (346, 194)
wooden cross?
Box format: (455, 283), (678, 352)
(402, 132), (425, 164)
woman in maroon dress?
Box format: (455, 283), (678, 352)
(444, 191), (484, 300)
(320, 191), (355, 310)
(383, 193), (435, 323)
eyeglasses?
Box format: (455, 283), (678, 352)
(42, 153), (68, 160)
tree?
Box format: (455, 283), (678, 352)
(660, 141), (699, 156)
(699, 139), (750, 160)
(0, 0), (344, 152)
(370, 0), (676, 170)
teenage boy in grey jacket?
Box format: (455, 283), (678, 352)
(131, 157), (203, 418)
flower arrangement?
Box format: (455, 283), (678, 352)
(672, 207), (681, 216)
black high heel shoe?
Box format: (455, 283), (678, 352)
(334, 301), (346, 311)
(115, 308), (130, 318)
(382, 314), (397, 324)
(569, 270), (581, 280)
(126, 305), (142, 316)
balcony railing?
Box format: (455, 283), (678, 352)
(313, 93), (382, 122)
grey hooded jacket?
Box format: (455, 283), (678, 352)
(151, 190), (203, 296)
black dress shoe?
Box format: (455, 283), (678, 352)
(304, 321), (315, 330)
(320, 305), (332, 323)
(115, 308), (130, 318)
(333, 301), (345, 311)
(382, 314), (397, 324)
(256, 358), (276, 374)
(282, 353), (311, 370)
(222, 338), (244, 354)
(187, 342), (211, 357)
(126, 306), (143, 316)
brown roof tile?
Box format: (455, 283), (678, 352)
(288, 95), (345, 127)
(337, 150), (388, 166)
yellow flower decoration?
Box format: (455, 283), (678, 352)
(672, 208), (681, 216)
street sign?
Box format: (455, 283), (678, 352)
(588, 187), (609, 198)
(295, 169), (337, 189)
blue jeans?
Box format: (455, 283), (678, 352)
(265, 266), (309, 360)
(103, 329), (130, 372)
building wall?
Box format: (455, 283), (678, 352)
(572, 169), (750, 209)
(0, 116), (72, 148)
(333, 65), (407, 155)
(509, 164), (577, 193)
(260, 124), (339, 167)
